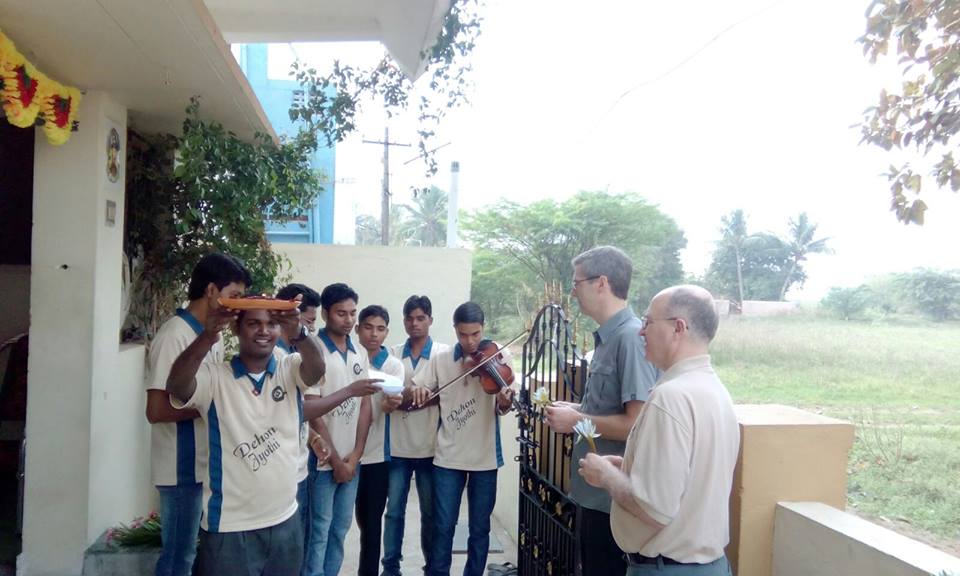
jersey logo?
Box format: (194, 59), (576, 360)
(353, 362), (362, 375)
(271, 386), (287, 402)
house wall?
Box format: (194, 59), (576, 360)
(239, 44), (337, 244)
(276, 243), (472, 348)
(22, 91), (151, 576)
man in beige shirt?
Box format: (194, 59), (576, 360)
(578, 285), (739, 575)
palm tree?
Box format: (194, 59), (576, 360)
(777, 212), (831, 300)
(721, 210), (749, 306)
(397, 186), (447, 247)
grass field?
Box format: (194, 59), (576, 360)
(711, 313), (960, 553)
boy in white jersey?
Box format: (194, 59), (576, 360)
(408, 302), (515, 576)
(166, 299), (380, 576)
(304, 283), (373, 576)
(145, 252), (250, 576)
(354, 305), (405, 576)
(275, 283), (323, 550)
(382, 295), (448, 576)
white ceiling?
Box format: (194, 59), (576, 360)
(0, 0), (274, 140)
(203, 0), (450, 80)
(0, 0), (449, 140)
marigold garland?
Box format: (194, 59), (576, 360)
(1, 28), (81, 145)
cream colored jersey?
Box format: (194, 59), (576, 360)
(413, 343), (511, 471)
(176, 354), (311, 533)
(274, 340), (311, 483)
(147, 309), (221, 486)
(305, 329), (370, 471)
(390, 339), (448, 459)
(362, 347), (405, 464)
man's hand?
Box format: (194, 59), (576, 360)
(348, 378), (382, 398)
(497, 387), (515, 412)
(405, 385), (432, 407)
(578, 452), (616, 488)
(334, 453), (359, 483)
(544, 403), (581, 434)
(309, 434), (330, 467)
(271, 295), (303, 342)
(604, 455), (624, 468)
(382, 393), (403, 413)
(204, 306), (238, 339)
(551, 400), (581, 410)
(332, 458), (351, 484)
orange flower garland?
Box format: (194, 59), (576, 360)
(1, 29), (81, 145)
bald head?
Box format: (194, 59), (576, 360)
(660, 285), (719, 343)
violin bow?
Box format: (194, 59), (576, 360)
(410, 330), (528, 409)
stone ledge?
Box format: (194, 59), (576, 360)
(773, 502), (960, 576)
(82, 531), (158, 576)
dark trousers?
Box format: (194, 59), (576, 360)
(355, 461), (390, 576)
(579, 507), (627, 576)
(196, 512), (303, 576)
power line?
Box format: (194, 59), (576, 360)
(580, 0), (789, 143)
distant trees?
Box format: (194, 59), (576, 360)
(705, 211), (830, 302)
(820, 269), (960, 322)
(355, 186), (448, 247)
(463, 191), (687, 329)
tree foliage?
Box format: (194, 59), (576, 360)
(288, 0), (481, 175)
(859, 0), (960, 224)
(397, 186), (448, 246)
(821, 286), (874, 320)
(705, 211), (829, 302)
(896, 268), (960, 321)
(125, 98), (320, 338)
(355, 186), (448, 247)
(462, 191), (687, 318)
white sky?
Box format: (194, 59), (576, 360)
(266, 0), (960, 300)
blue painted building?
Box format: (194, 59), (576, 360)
(236, 44), (335, 244)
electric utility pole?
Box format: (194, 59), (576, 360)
(363, 127), (410, 245)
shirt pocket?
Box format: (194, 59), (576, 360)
(583, 362), (620, 415)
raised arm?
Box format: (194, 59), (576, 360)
(166, 308), (235, 403)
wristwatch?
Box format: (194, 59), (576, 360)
(290, 324), (309, 344)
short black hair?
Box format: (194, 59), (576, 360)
(320, 283), (359, 311)
(403, 295), (433, 318)
(187, 253), (252, 301)
(276, 283), (321, 312)
(453, 301), (484, 325)
(359, 305), (390, 326)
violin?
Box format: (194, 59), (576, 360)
(408, 332), (527, 411)
(465, 339), (515, 395)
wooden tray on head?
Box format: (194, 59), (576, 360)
(218, 297), (299, 311)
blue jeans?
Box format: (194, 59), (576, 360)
(626, 556), (732, 575)
(298, 451), (318, 575)
(155, 483), (202, 576)
(382, 457), (435, 576)
(429, 466), (497, 576)
(303, 469), (360, 576)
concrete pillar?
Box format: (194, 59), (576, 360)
(23, 91), (148, 575)
(728, 405), (855, 576)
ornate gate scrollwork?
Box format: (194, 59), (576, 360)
(516, 303), (587, 576)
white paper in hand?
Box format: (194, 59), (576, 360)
(368, 369), (404, 395)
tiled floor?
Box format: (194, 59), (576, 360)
(337, 489), (517, 575)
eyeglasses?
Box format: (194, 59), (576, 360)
(641, 315), (680, 328)
(571, 275), (601, 287)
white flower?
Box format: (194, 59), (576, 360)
(573, 418), (601, 453)
(531, 386), (552, 408)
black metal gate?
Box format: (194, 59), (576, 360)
(517, 303), (587, 576)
